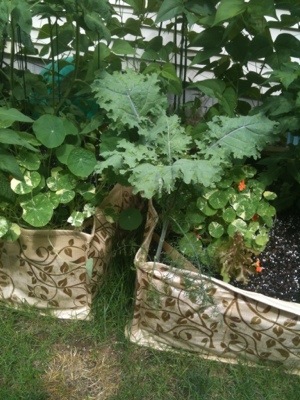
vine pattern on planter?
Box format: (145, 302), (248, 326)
(0, 185), (135, 319)
(127, 203), (300, 372)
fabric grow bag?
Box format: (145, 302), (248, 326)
(0, 185), (133, 319)
(127, 202), (300, 374)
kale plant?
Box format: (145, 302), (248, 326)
(92, 69), (278, 266)
(92, 69), (277, 198)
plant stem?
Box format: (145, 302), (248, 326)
(154, 218), (169, 262)
(55, 1), (80, 114)
(9, 15), (15, 106)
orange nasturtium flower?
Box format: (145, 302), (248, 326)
(254, 259), (263, 273)
(238, 179), (246, 191)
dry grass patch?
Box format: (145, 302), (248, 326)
(43, 342), (121, 400)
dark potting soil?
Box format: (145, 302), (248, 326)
(233, 213), (300, 303)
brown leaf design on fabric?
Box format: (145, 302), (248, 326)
(266, 339), (276, 348)
(79, 272), (86, 282)
(229, 316), (242, 323)
(63, 287), (72, 297)
(39, 272), (47, 282)
(276, 348), (290, 359)
(261, 305), (272, 313)
(273, 326), (284, 336)
(165, 298), (176, 307)
(156, 324), (164, 333)
(292, 336), (300, 346)
(68, 239), (74, 246)
(145, 311), (159, 319)
(230, 333), (239, 340)
(284, 318), (298, 327)
(161, 311), (170, 322)
(141, 279), (149, 289)
(177, 317), (188, 325)
(185, 309), (194, 318)
(210, 322), (218, 331)
(206, 287), (217, 296)
(60, 263), (69, 273)
(49, 300), (59, 307)
(260, 352), (271, 359)
(201, 313), (210, 320)
(64, 247), (72, 257)
(253, 332), (262, 341)
(250, 316), (262, 325)
(41, 286), (49, 294)
(36, 248), (44, 258)
(222, 299), (229, 307)
(58, 278), (68, 287)
(73, 256), (86, 264)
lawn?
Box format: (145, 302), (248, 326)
(1, 253), (300, 400)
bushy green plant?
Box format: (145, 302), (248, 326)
(175, 165), (276, 283)
(91, 69), (278, 281)
(0, 0), (122, 241)
(251, 61), (300, 211)
(122, 0), (300, 119)
(0, 107), (99, 240)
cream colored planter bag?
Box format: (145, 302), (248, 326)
(0, 185), (133, 319)
(127, 202), (300, 374)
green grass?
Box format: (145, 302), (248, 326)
(1, 254), (300, 400)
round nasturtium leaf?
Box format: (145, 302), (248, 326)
(186, 211), (206, 226)
(1, 223), (21, 241)
(197, 197), (218, 216)
(0, 216), (9, 237)
(227, 218), (248, 237)
(248, 221), (260, 233)
(17, 150), (41, 170)
(67, 211), (85, 227)
(216, 178), (233, 189)
(118, 208), (143, 231)
(10, 171), (41, 194)
(33, 114), (66, 148)
(47, 191), (60, 208)
(208, 190), (229, 209)
(67, 147), (97, 177)
(77, 183), (96, 201)
(56, 189), (75, 204)
(263, 191), (277, 201)
(63, 118), (78, 136)
(21, 193), (54, 227)
(257, 201), (276, 217)
(47, 169), (77, 191)
(255, 233), (269, 247)
(55, 144), (76, 164)
(222, 207), (236, 223)
(208, 221), (225, 238)
(241, 165), (257, 178)
(234, 199), (257, 220)
(178, 232), (203, 258)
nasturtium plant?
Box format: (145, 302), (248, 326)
(0, 108), (100, 239)
(177, 165), (277, 284)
